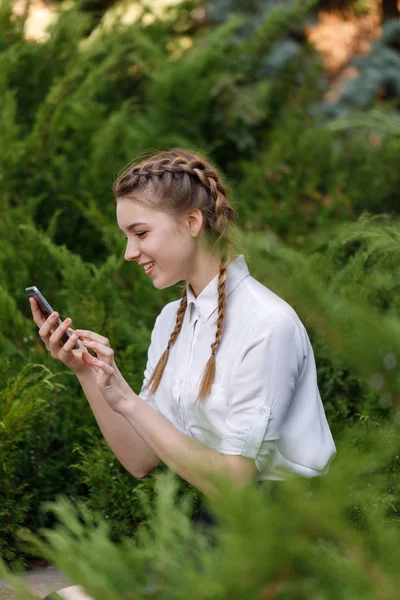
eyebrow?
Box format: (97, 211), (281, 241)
(126, 221), (148, 231)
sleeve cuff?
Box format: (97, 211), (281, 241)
(218, 404), (271, 459)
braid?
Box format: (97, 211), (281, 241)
(196, 258), (229, 402)
(166, 286), (188, 350)
(115, 148), (238, 403)
(115, 155), (234, 233)
(141, 285), (187, 397)
(119, 156), (225, 191)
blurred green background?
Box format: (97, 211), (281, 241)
(1, 0), (400, 597)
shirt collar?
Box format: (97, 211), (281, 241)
(185, 254), (249, 324)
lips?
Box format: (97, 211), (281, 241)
(143, 261), (155, 272)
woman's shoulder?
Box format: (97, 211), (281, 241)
(230, 276), (309, 359)
(235, 275), (303, 330)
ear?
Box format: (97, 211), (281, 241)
(186, 208), (204, 238)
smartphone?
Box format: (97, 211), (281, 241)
(25, 286), (79, 350)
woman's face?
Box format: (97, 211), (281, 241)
(116, 197), (200, 289)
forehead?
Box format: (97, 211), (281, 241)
(116, 199), (164, 228)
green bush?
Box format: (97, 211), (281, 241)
(0, 202), (190, 566)
(0, 361), (65, 568)
(2, 0), (400, 570)
(2, 417), (400, 599)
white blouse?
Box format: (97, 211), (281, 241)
(139, 254), (336, 480)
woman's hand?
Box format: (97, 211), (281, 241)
(29, 297), (93, 377)
(76, 329), (132, 414)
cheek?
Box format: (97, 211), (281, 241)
(156, 229), (178, 254)
(152, 226), (191, 261)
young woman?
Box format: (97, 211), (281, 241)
(31, 148), (336, 600)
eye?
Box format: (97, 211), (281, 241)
(135, 232), (147, 238)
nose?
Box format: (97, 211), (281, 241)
(124, 240), (140, 262)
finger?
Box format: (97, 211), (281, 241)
(49, 317), (72, 346)
(75, 330), (110, 347)
(60, 329), (81, 352)
(81, 350), (99, 371)
(38, 311), (60, 339)
(92, 358), (114, 375)
(81, 340), (114, 361)
(29, 298), (46, 327)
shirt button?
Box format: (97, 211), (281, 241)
(260, 407), (266, 414)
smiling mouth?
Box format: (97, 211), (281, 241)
(143, 261), (155, 273)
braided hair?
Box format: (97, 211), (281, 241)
(113, 148), (239, 402)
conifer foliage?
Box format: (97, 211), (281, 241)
(0, 0), (400, 593)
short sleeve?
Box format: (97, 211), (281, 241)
(218, 314), (305, 462)
(138, 313), (162, 410)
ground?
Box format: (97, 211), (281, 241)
(0, 564), (71, 600)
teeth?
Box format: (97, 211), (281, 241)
(144, 262), (155, 272)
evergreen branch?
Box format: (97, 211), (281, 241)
(327, 108), (400, 137)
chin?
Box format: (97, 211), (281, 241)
(154, 275), (182, 290)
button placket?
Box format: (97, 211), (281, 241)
(178, 316), (200, 432)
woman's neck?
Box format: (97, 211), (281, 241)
(187, 250), (224, 298)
